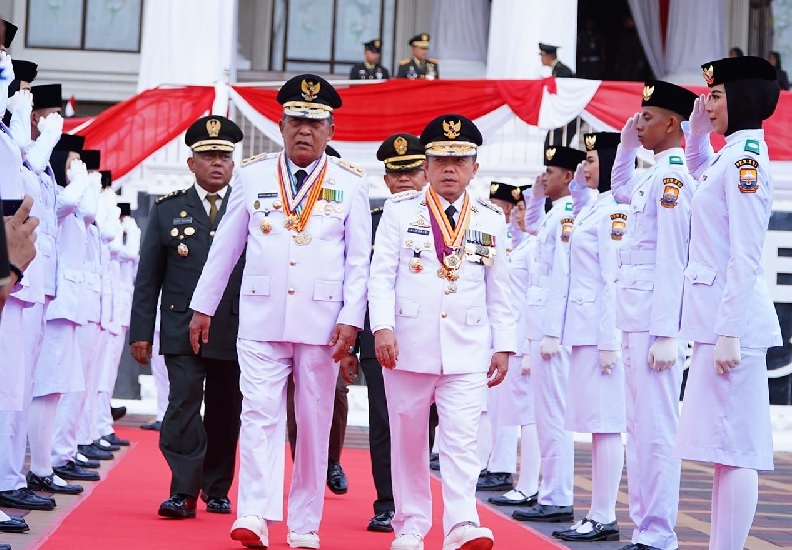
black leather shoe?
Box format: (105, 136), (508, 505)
(512, 504), (574, 523)
(326, 461), (348, 495)
(0, 516), (30, 533)
(477, 471), (514, 491)
(77, 444), (113, 460)
(111, 406), (127, 421)
(140, 420), (162, 431)
(102, 432), (130, 446)
(204, 496), (231, 514)
(0, 543), (11, 549)
(26, 472), (83, 495)
(0, 488), (56, 510)
(367, 510), (394, 532)
(488, 490), (538, 507)
(619, 545), (665, 550)
(556, 519), (620, 541)
(53, 460), (100, 481)
(158, 494), (197, 519)
(552, 518), (589, 538)
(94, 438), (120, 452)
(75, 455), (101, 469)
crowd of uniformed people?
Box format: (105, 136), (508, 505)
(0, 19), (784, 550)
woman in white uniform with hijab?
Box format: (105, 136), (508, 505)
(677, 56), (782, 550)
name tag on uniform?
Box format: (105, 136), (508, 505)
(258, 192), (279, 198)
(173, 217), (193, 225)
(407, 227), (430, 235)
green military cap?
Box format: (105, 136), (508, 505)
(377, 133), (425, 172)
(185, 115), (243, 152)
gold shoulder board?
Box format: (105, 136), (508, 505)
(242, 152), (273, 167)
(333, 158), (364, 177)
(389, 190), (421, 203)
(156, 189), (188, 204)
(476, 196), (503, 214)
(399, 59), (411, 65)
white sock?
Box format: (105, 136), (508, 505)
(710, 464), (758, 550)
(0, 509), (10, 521)
(515, 424), (540, 496)
(28, 394), (60, 477)
(588, 433), (624, 524)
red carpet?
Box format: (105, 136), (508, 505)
(35, 427), (563, 549)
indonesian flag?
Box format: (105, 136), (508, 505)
(64, 95), (76, 117)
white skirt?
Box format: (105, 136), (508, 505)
(565, 345), (626, 433)
(33, 318), (85, 397)
(676, 343), (773, 471)
(493, 354), (535, 427)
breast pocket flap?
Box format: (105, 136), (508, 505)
(314, 280), (343, 302)
(395, 299), (419, 318)
(241, 275), (271, 296)
(466, 307), (488, 326)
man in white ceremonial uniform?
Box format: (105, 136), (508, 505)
(610, 81), (697, 550)
(369, 114), (515, 550)
(189, 74), (370, 550)
(513, 146), (585, 524)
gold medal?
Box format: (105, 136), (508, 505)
(254, 200), (261, 210)
(170, 228), (178, 237)
(443, 254), (461, 270)
(179, 210), (187, 217)
(408, 257), (423, 273)
(447, 269), (459, 281)
(272, 200), (283, 210)
(261, 218), (273, 234)
(437, 267), (448, 279)
(184, 227), (196, 236)
(284, 214), (299, 231)
(293, 232), (312, 246)
(177, 243), (189, 257)
(447, 283), (457, 293)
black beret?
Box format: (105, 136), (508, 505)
(277, 74), (341, 120)
(583, 132), (621, 152)
(701, 55), (778, 87)
(31, 84), (62, 111)
(11, 59), (37, 83)
(184, 115), (243, 152)
(3, 19), (17, 49)
(363, 39), (382, 53)
(420, 114), (482, 157)
(53, 133), (85, 153)
(100, 170), (113, 188)
(489, 181), (527, 204)
(81, 150), (101, 171)
(539, 43), (559, 55)
(409, 33), (430, 48)
(377, 133), (425, 172)
(325, 144), (341, 158)
(544, 145), (585, 171)
(641, 80), (697, 119)
(118, 202), (131, 217)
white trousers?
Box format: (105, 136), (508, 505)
(96, 329), (126, 436)
(151, 330), (170, 421)
(528, 339), (574, 506)
(384, 369), (486, 538)
(622, 332), (683, 550)
(236, 338), (337, 534)
(0, 297), (26, 411)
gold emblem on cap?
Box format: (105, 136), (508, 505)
(206, 118), (221, 138)
(374, 39), (381, 48)
(545, 147), (556, 161)
(301, 80), (320, 101)
(394, 136), (408, 155)
(490, 183), (499, 194)
(442, 120), (461, 139)
(421, 34), (428, 41)
(585, 134), (597, 151)
(511, 187), (521, 200)
(703, 65), (714, 86)
(642, 85), (654, 102)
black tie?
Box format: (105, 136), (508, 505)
(444, 205), (457, 231)
(294, 169), (308, 192)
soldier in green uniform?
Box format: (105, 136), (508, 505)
(396, 34), (439, 80)
(129, 115), (245, 520)
(350, 39), (390, 80)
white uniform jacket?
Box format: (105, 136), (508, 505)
(524, 195), (575, 344)
(190, 154), (371, 344)
(611, 146), (694, 336)
(547, 191), (626, 350)
(368, 190), (515, 375)
(680, 129), (781, 348)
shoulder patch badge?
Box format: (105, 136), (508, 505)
(735, 157), (759, 193)
(156, 189), (188, 204)
(659, 177), (683, 209)
(610, 212), (627, 240)
(476, 196), (503, 214)
(744, 139), (760, 155)
(669, 155), (684, 165)
(389, 190), (421, 203)
(560, 218), (574, 242)
(332, 158), (364, 177)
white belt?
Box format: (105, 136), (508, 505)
(617, 249), (656, 267)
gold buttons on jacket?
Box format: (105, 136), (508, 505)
(290, 260), (296, 266)
(441, 312), (447, 318)
(288, 288), (296, 295)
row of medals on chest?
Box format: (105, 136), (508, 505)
(255, 198), (342, 246)
(171, 210), (201, 257)
(406, 240), (492, 295)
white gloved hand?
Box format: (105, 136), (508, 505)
(620, 113), (641, 151)
(647, 336), (678, 372)
(688, 94), (714, 136)
(599, 350), (619, 375)
(7, 89), (34, 148)
(38, 112), (65, 138)
(7, 89), (33, 113)
(713, 335), (741, 375)
(570, 161), (588, 195)
(531, 174), (546, 200)
(67, 158), (88, 183)
(540, 336), (560, 360)
(88, 170), (103, 190)
(520, 354), (531, 375)
(0, 51), (15, 84)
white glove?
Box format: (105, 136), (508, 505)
(38, 112), (65, 139)
(688, 94), (714, 136)
(7, 89), (34, 148)
(647, 336), (678, 372)
(713, 335), (740, 375)
(540, 336), (560, 360)
(0, 51), (15, 84)
(599, 350), (619, 375)
(520, 354), (531, 375)
(7, 89), (33, 113)
(570, 161), (588, 195)
(531, 174), (546, 200)
(620, 113), (641, 151)
(67, 158), (88, 183)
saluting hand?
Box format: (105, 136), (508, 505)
(487, 352), (510, 387)
(329, 323), (358, 363)
(688, 95), (714, 136)
(189, 311), (212, 355)
(620, 112), (641, 150)
(374, 328), (399, 369)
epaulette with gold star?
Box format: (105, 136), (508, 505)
(329, 157), (364, 177)
(242, 152), (276, 166)
(389, 190), (420, 203)
(156, 189), (188, 204)
(476, 196), (503, 214)
(399, 59), (411, 66)
(428, 58), (439, 64)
